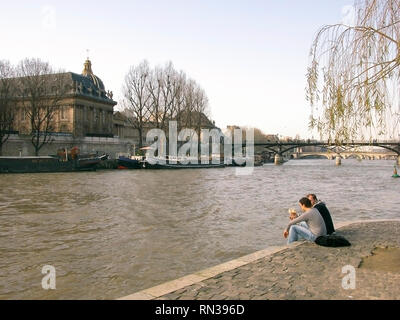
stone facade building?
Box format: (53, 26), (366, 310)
(113, 110), (220, 145)
(3, 59), (220, 157)
(13, 58), (117, 138)
(1, 59), (127, 157)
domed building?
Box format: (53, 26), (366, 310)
(81, 58), (106, 93)
(14, 58), (117, 138)
(66, 58), (117, 137)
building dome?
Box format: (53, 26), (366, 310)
(82, 58), (105, 91)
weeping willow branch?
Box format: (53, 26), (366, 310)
(307, 0), (400, 141)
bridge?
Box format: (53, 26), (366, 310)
(249, 140), (400, 165)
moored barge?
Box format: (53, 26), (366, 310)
(0, 155), (101, 173)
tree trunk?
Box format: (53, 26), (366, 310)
(138, 127), (143, 149)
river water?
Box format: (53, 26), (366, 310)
(0, 159), (399, 299)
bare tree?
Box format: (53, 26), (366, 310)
(307, 0), (400, 142)
(0, 60), (16, 156)
(17, 58), (68, 156)
(161, 62), (184, 130)
(146, 62), (180, 132)
(193, 83), (210, 138)
(180, 79), (197, 129)
(122, 60), (152, 148)
(146, 67), (162, 129)
(172, 71), (187, 132)
(122, 60), (213, 151)
(159, 62), (174, 131)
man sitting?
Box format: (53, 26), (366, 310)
(284, 197), (327, 244)
(307, 194), (335, 235)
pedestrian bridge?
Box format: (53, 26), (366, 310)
(250, 140), (400, 165)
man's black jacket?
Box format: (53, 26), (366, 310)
(314, 202), (335, 235)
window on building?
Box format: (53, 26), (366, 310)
(61, 107), (68, 120)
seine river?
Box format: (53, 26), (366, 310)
(0, 159), (399, 299)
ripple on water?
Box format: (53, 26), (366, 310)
(0, 159), (399, 299)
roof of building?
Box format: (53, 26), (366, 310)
(81, 58), (105, 91)
(113, 110), (218, 130)
(174, 110), (217, 129)
(7, 58), (117, 106)
(65, 58), (116, 105)
(66, 72), (115, 104)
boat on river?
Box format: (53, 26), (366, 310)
(141, 156), (225, 169)
(0, 147), (104, 173)
(141, 161), (225, 169)
(0, 155), (101, 173)
(117, 156), (142, 169)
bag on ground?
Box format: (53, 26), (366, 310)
(315, 234), (351, 247)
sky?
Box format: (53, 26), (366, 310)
(0, 0), (354, 139)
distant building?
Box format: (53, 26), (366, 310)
(225, 126), (278, 142)
(12, 58), (117, 138)
(114, 110), (220, 145)
(112, 111), (152, 146)
(3, 58), (220, 156)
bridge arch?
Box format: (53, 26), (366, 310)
(296, 153), (333, 160)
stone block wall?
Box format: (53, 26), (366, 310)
(1, 135), (137, 159)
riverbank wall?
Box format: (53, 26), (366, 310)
(1, 134), (135, 158)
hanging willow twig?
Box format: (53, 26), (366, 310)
(307, 0), (400, 142)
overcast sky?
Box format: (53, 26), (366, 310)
(0, 0), (354, 138)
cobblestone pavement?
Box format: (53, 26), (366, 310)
(158, 221), (400, 300)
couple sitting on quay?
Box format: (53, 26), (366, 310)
(283, 194), (335, 245)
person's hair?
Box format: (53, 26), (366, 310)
(299, 197), (312, 208)
(288, 208), (297, 215)
(307, 194), (317, 201)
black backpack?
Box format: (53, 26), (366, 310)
(315, 234), (351, 247)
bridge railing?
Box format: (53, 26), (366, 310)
(252, 140), (400, 145)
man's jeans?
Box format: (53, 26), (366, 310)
(287, 222), (316, 244)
